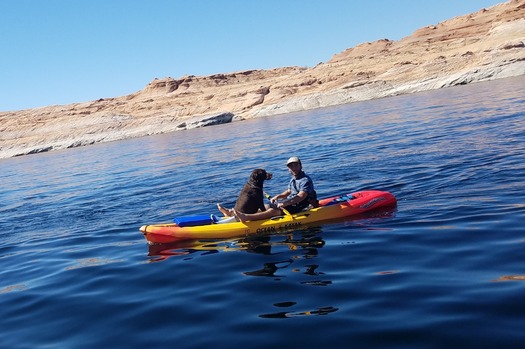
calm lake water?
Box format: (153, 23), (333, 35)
(1, 76), (524, 348)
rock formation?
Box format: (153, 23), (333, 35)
(1, 0), (524, 159)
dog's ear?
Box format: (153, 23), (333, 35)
(250, 169), (260, 182)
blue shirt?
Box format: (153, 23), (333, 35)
(288, 171), (315, 208)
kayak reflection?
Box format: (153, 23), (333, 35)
(259, 305), (339, 318)
(147, 228), (325, 262)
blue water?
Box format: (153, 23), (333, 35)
(1, 76), (524, 348)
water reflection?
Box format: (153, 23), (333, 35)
(493, 275), (525, 282)
(147, 229), (326, 262)
(259, 305), (339, 318)
(244, 259), (294, 277)
(0, 284), (27, 294)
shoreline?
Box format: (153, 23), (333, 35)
(1, 0), (524, 160)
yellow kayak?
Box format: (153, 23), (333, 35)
(140, 190), (396, 244)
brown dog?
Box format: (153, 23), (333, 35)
(217, 169), (272, 216)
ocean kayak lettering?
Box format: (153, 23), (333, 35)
(256, 222), (302, 234)
(359, 197), (386, 209)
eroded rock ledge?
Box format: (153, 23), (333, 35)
(1, 0), (525, 159)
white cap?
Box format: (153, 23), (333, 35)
(286, 156), (301, 165)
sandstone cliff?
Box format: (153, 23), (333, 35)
(1, 0), (524, 159)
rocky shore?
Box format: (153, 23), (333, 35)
(1, 0), (524, 159)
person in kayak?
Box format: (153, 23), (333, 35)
(234, 156), (318, 222)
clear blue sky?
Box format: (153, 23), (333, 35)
(0, 0), (505, 112)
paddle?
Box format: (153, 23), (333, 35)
(264, 192), (292, 217)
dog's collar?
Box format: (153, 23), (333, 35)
(248, 182), (262, 190)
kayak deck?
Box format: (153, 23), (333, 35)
(140, 190), (396, 243)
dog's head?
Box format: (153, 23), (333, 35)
(250, 168), (272, 187)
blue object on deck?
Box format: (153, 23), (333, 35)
(174, 215), (215, 227)
(324, 194), (355, 206)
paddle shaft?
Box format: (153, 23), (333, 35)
(264, 192), (292, 216)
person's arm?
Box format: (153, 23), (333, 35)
(271, 189), (291, 203)
(278, 190), (308, 208)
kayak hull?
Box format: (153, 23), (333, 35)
(140, 190), (396, 244)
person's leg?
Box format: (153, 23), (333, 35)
(233, 207), (283, 222)
(217, 203), (233, 217)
